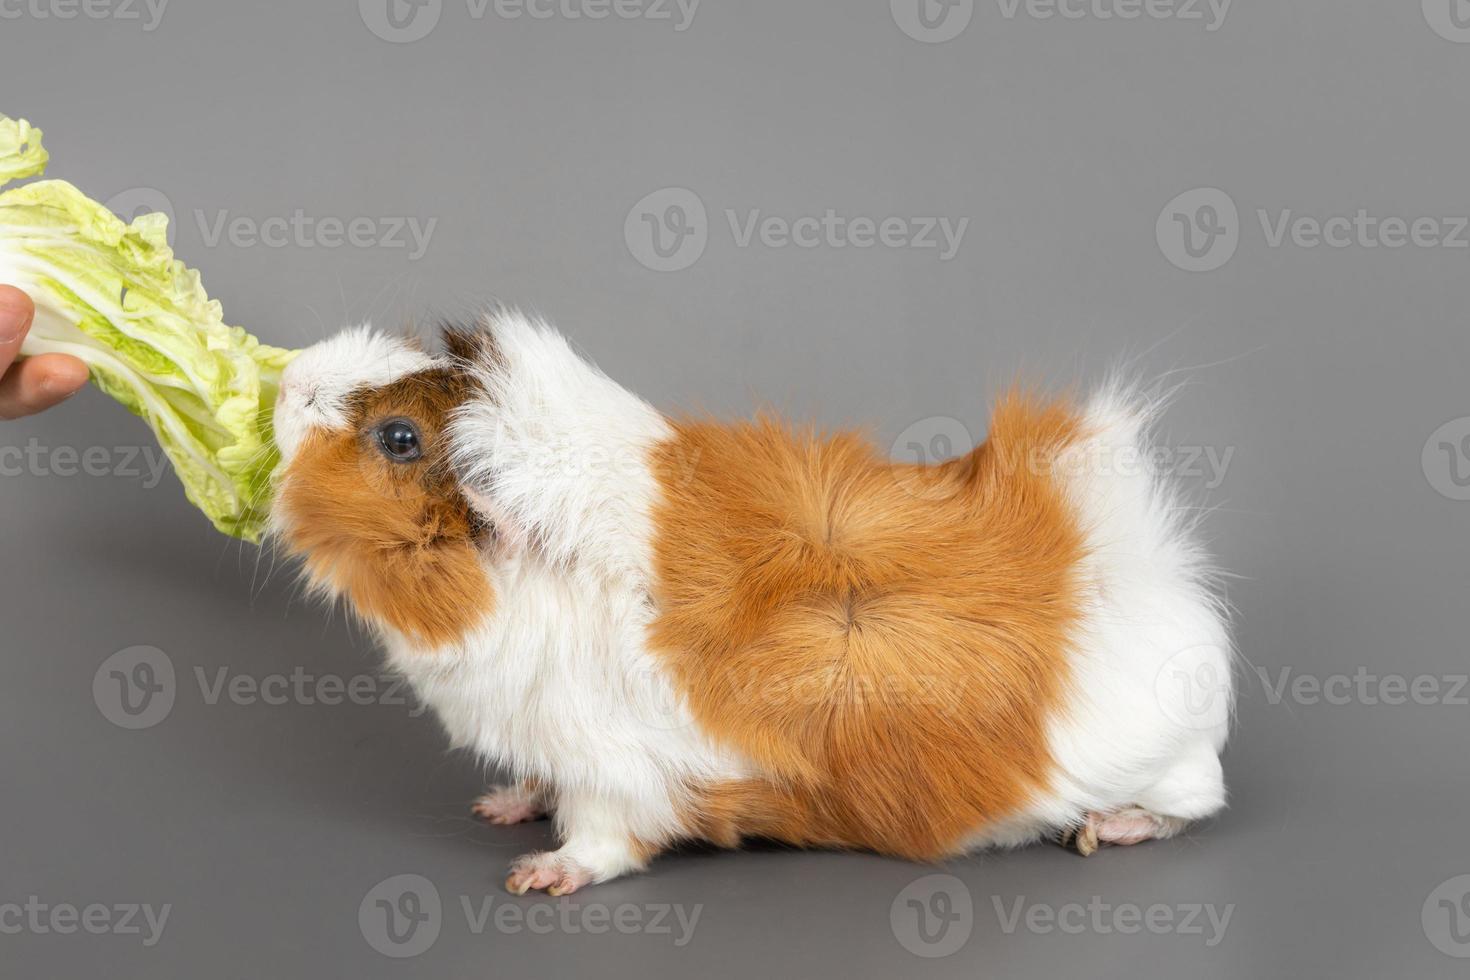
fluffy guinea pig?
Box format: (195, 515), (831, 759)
(271, 310), (1233, 897)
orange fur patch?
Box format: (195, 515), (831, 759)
(648, 394), (1088, 860)
(277, 369), (493, 647)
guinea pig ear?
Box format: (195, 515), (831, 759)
(440, 319), (502, 368)
(439, 319), (520, 547)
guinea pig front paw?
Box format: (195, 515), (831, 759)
(505, 850), (595, 897)
(471, 784), (547, 826)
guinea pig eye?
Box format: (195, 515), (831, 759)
(375, 419), (423, 463)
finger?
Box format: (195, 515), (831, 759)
(0, 353), (89, 420)
(0, 284), (36, 378)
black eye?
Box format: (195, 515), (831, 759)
(375, 419), (422, 462)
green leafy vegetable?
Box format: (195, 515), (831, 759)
(0, 114), (296, 542)
(0, 117), (47, 184)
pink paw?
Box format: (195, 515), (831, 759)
(471, 785), (545, 826)
(1094, 808), (1170, 846)
(505, 851), (594, 897)
(1066, 807), (1188, 856)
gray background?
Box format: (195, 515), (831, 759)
(4, 0), (1470, 976)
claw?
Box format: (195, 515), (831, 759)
(1061, 817), (1100, 857)
(505, 852), (594, 896)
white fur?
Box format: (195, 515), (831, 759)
(447, 312), (672, 582)
(967, 385), (1233, 850)
(273, 325), (439, 464)
(384, 550), (747, 878)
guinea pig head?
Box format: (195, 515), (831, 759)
(270, 326), (494, 648)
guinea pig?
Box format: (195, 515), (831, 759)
(270, 310), (1233, 896)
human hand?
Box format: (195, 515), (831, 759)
(0, 285), (88, 419)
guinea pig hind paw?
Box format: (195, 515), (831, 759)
(1062, 808), (1186, 856)
(1090, 807), (1188, 846)
(471, 785), (546, 825)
